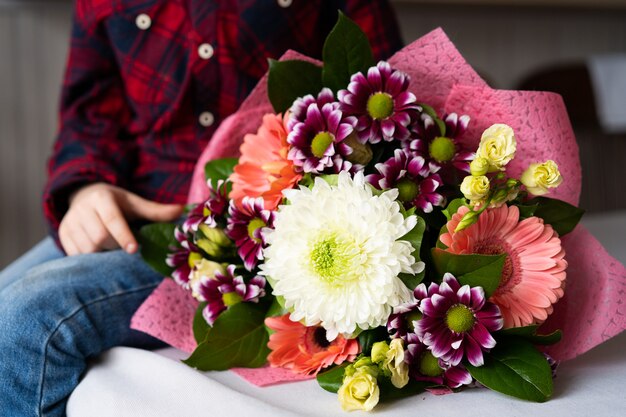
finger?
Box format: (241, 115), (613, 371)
(122, 193), (184, 222)
(81, 215), (118, 251)
(72, 221), (99, 254)
(95, 198), (138, 254)
(59, 224), (79, 256)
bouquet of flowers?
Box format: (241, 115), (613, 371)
(132, 14), (625, 412)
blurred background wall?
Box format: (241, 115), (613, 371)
(1, 0), (625, 268)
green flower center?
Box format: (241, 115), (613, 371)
(397, 179), (420, 202)
(247, 218), (266, 244)
(367, 92), (394, 120)
(429, 136), (456, 163)
(419, 351), (444, 377)
(222, 291), (243, 307)
(187, 252), (202, 268)
(310, 233), (357, 284)
(311, 132), (335, 158)
(203, 206), (212, 217)
(406, 310), (423, 332)
(445, 304), (476, 333)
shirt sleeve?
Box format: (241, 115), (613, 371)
(342, 0), (404, 61)
(43, 5), (135, 239)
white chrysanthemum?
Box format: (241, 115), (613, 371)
(261, 171), (422, 340)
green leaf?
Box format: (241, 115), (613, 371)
(516, 203), (539, 219)
(193, 303), (211, 344)
(431, 248), (505, 297)
(442, 198), (466, 221)
(436, 225), (449, 249)
(498, 325), (562, 346)
(322, 11), (374, 92)
(358, 327), (389, 356)
(138, 223), (177, 277)
(268, 59), (323, 113)
(399, 215), (426, 288)
(378, 379), (432, 402)
(317, 364), (348, 393)
(183, 303), (270, 370)
(466, 337), (553, 402)
(526, 197), (584, 236)
(204, 158), (238, 189)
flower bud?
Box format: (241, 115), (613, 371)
(383, 339), (409, 388)
(454, 210), (481, 232)
(460, 175), (490, 204)
(469, 157), (489, 176)
(338, 366), (380, 411)
(370, 341), (390, 364)
(197, 225), (232, 257)
(476, 124), (517, 172)
(520, 160), (563, 196)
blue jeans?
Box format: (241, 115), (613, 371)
(0, 238), (165, 417)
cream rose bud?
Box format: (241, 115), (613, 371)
(521, 160), (563, 196)
(460, 175), (490, 203)
(477, 124), (517, 172)
(470, 157), (489, 176)
(384, 338), (409, 388)
(189, 259), (226, 301)
(338, 366), (380, 412)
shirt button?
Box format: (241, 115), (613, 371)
(199, 111), (215, 127)
(135, 14), (151, 30)
(198, 43), (214, 60)
(277, 0), (292, 7)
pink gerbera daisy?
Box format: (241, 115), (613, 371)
(265, 315), (360, 376)
(440, 205), (567, 328)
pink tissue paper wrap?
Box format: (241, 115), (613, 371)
(131, 28), (626, 387)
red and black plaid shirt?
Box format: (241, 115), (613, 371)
(44, 0), (403, 240)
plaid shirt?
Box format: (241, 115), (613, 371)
(44, 0), (402, 239)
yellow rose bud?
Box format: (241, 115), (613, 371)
(383, 339), (409, 388)
(476, 124), (517, 172)
(454, 210), (481, 232)
(199, 224), (231, 247)
(344, 133), (374, 166)
(189, 259), (226, 300)
(469, 157), (489, 176)
(520, 160), (563, 196)
(338, 367), (380, 412)
(370, 341), (390, 364)
(460, 175), (490, 204)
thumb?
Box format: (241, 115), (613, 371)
(121, 192), (185, 222)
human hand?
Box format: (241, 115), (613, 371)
(59, 183), (184, 256)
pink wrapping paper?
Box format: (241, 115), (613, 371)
(132, 28), (626, 386)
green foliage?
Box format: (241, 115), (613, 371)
(138, 223), (178, 277)
(322, 11), (374, 92)
(442, 198), (467, 221)
(497, 325), (562, 346)
(204, 158), (238, 191)
(268, 59), (323, 113)
(399, 215), (426, 288)
(431, 248), (505, 297)
(466, 337), (553, 402)
(193, 302), (211, 344)
(183, 303), (270, 370)
(526, 197), (584, 236)
(317, 364), (348, 393)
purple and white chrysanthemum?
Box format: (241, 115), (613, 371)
(166, 226), (201, 287)
(405, 339), (473, 389)
(182, 179), (229, 233)
(287, 93), (356, 174)
(367, 149), (445, 213)
(226, 197), (275, 271)
(338, 61), (419, 144)
(288, 87), (336, 130)
(404, 112), (475, 184)
(416, 273), (503, 367)
(195, 264), (266, 325)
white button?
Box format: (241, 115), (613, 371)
(198, 43), (214, 60)
(135, 13), (151, 30)
(277, 0), (292, 7)
(199, 111), (215, 127)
